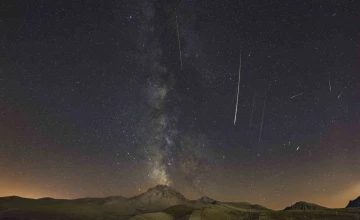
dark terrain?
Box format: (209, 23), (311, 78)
(1, 185), (360, 220)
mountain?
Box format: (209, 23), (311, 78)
(284, 201), (328, 211)
(127, 185), (189, 212)
(222, 202), (271, 211)
(1, 186), (360, 220)
(346, 196), (360, 208)
(74, 196), (127, 205)
(195, 196), (217, 204)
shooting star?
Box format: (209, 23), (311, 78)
(233, 50), (242, 125)
(249, 92), (256, 126)
(290, 92), (303, 99)
(258, 89), (267, 144)
(329, 77), (331, 92)
(296, 146), (300, 151)
(175, 12), (183, 69)
(338, 92), (342, 99)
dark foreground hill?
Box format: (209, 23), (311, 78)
(1, 185), (360, 220)
(346, 196), (360, 208)
(284, 201), (328, 211)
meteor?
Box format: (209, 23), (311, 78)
(233, 50), (242, 125)
(258, 89), (267, 144)
(175, 12), (183, 69)
(338, 92), (342, 99)
(249, 92), (256, 126)
(290, 92), (303, 99)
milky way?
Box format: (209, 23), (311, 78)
(135, 1), (215, 193)
(137, 1), (175, 185)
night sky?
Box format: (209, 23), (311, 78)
(0, 0), (359, 210)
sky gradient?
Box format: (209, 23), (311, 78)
(0, 0), (359, 210)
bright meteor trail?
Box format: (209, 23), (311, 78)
(233, 50), (242, 125)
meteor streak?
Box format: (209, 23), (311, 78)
(290, 92), (303, 99)
(338, 92), (342, 99)
(233, 50), (242, 125)
(249, 92), (256, 126)
(175, 12), (183, 69)
(258, 89), (267, 144)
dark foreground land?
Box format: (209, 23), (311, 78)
(1, 185), (360, 220)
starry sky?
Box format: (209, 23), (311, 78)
(0, 0), (359, 210)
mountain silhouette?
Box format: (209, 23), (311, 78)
(0, 186), (359, 220)
(346, 196), (360, 208)
(127, 185), (189, 212)
(195, 196), (217, 204)
(284, 201), (328, 211)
